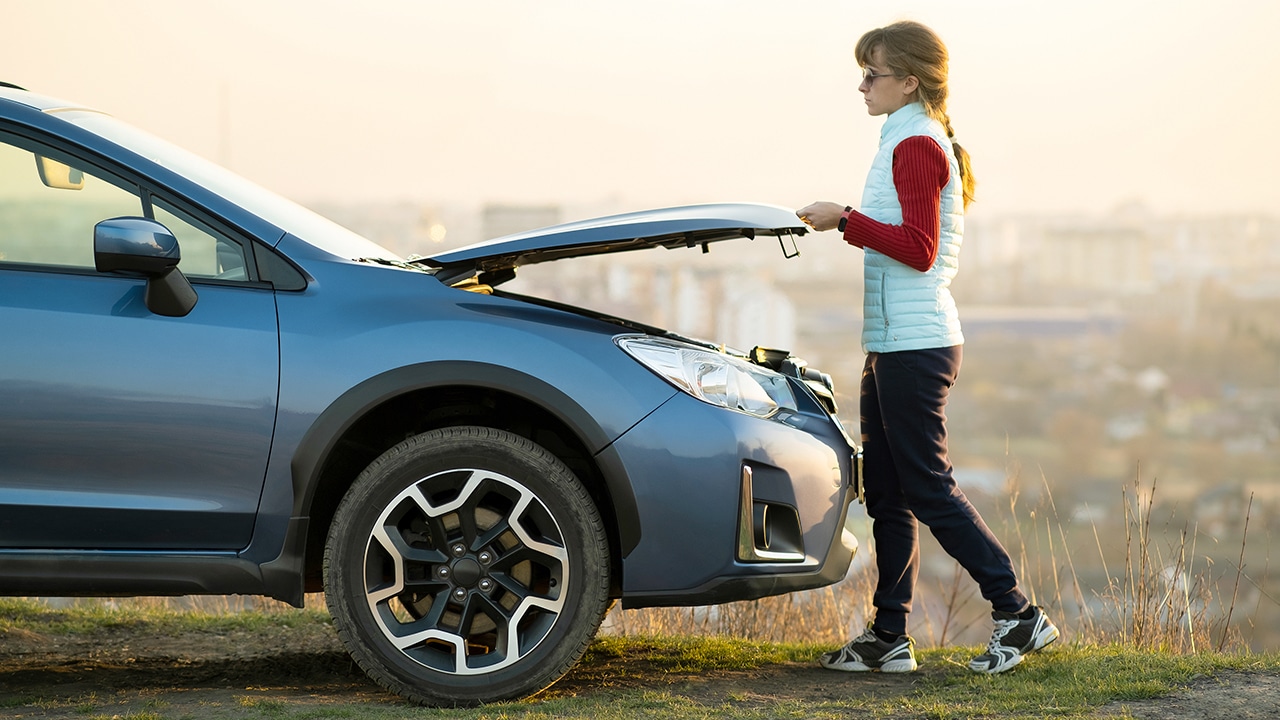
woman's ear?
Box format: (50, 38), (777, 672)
(903, 75), (920, 96)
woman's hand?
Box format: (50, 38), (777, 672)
(796, 201), (847, 232)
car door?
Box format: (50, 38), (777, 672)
(0, 131), (278, 551)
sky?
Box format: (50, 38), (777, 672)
(6, 0), (1279, 221)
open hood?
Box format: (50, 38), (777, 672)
(421, 202), (808, 286)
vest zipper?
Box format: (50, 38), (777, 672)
(880, 271), (890, 327)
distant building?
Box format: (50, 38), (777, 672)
(305, 201), (477, 259)
(960, 306), (1123, 339)
(1032, 223), (1156, 296)
(962, 211), (1280, 305)
(481, 203), (561, 240)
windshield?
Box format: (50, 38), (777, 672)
(54, 109), (401, 262)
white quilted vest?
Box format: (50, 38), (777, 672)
(858, 102), (965, 353)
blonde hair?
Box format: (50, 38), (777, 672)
(855, 21), (975, 209)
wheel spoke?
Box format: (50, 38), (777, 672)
(451, 471), (523, 550)
(488, 571), (564, 631)
(457, 592), (503, 635)
(377, 522), (450, 566)
(390, 626), (464, 661)
(473, 519), (513, 553)
(508, 491), (570, 564)
(489, 571), (532, 601)
(491, 543), (562, 575)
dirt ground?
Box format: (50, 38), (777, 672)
(2, 621), (1279, 719)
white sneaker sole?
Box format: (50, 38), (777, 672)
(821, 657), (918, 673)
(969, 621), (1060, 674)
(1032, 623), (1060, 651)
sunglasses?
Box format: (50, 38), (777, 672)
(861, 68), (898, 85)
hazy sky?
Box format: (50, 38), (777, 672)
(7, 1), (1278, 220)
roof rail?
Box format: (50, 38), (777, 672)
(0, 81), (29, 91)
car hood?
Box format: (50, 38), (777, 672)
(421, 202), (808, 286)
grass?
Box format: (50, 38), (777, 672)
(347, 642), (1280, 719)
(563, 641), (1279, 720)
(903, 645), (1280, 718)
(0, 595), (330, 636)
(583, 633), (820, 670)
(4, 597), (1278, 719)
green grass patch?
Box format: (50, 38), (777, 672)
(0, 597), (331, 636)
(834, 643), (1280, 720)
(583, 634), (824, 671)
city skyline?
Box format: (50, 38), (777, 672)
(7, 1), (1277, 223)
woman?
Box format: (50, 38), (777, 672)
(797, 20), (1057, 675)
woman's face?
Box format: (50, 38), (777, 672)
(859, 48), (917, 116)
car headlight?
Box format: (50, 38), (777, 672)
(617, 336), (796, 418)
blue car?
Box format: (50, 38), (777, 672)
(0, 83), (860, 706)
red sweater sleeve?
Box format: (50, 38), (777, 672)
(841, 135), (950, 272)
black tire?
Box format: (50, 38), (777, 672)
(323, 426), (610, 706)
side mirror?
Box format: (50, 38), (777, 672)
(94, 216), (198, 317)
(34, 155), (85, 190)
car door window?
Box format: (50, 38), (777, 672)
(152, 198), (247, 280)
(0, 137), (140, 269)
(0, 134), (247, 279)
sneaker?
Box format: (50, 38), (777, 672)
(968, 606), (1059, 674)
(820, 625), (917, 673)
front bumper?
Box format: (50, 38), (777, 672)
(604, 392), (860, 609)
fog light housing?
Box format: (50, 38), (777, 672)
(736, 465), (805, 563)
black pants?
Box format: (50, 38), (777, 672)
(861, 346), (1028, 636)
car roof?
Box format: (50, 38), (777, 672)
(0, 85), (88, 113)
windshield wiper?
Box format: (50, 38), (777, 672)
(355, 257), (425, 272)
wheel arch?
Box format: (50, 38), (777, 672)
(288, 361), (640, 595)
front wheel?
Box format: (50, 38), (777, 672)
(323, 426), (611, 706)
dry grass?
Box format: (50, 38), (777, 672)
(603, 466), (1270, 654)
(601, 567), (877, 646)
